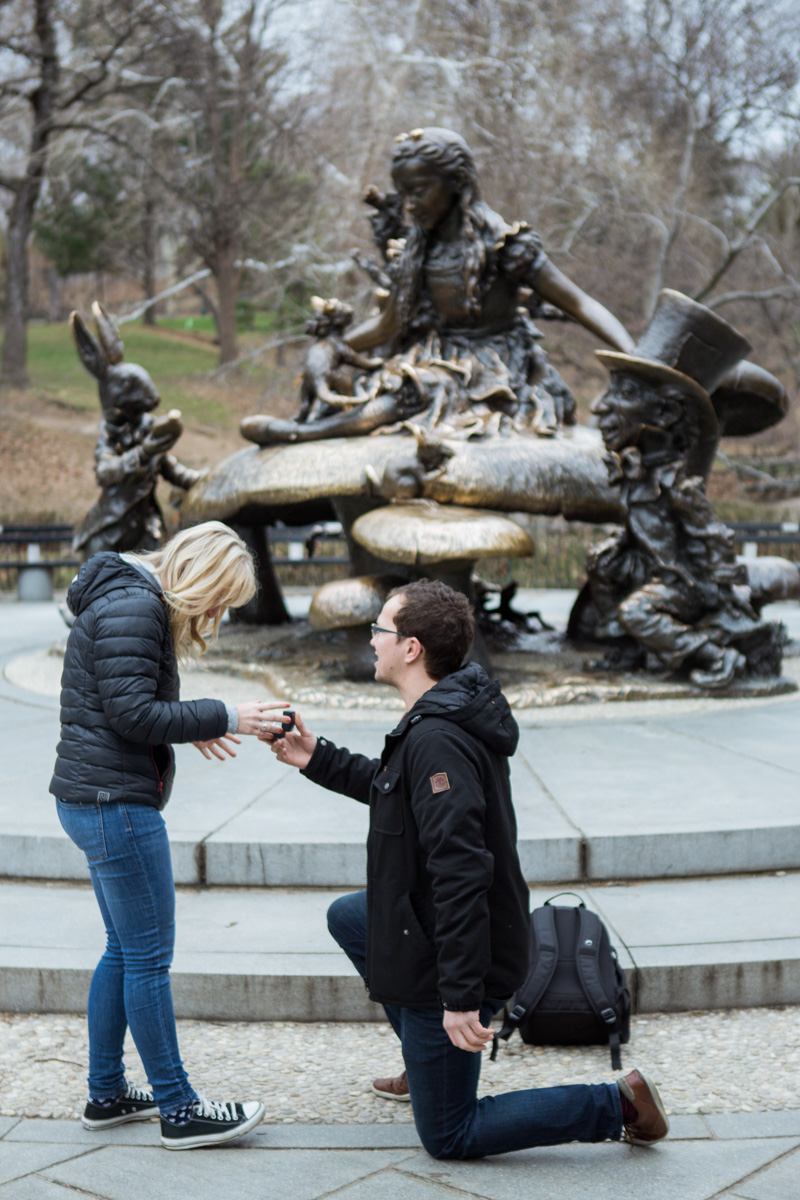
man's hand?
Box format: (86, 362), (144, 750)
(258, 704), (316, 770)
(193, 734), (241, 761)
(443, 1010), (493, 1053)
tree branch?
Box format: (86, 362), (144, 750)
(703, 286), (800, 310)
(117, 268), (213, 322)
(0, 172), (23, 195)
(694, 177), (800, 302)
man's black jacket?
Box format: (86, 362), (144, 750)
(302, 663), (530, 1011)
(50, 552), (227, 809)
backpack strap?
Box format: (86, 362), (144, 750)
(490, 905), (559, 1061)
(575, 908), (623, 1070)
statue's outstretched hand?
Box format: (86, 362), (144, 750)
(143, 410), (183, 456)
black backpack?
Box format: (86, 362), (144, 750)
(491, 893), (630, 1069)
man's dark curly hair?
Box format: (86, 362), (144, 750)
(388, 578), (474, 680)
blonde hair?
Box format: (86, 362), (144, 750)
(133, 521), (257, 660)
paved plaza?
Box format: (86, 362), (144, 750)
(1, 591), (799, 1198)
(2, 1112), (800, 1200)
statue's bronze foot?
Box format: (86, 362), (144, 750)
(585, 643), (646, 672)
(241, 415), (299, 445)
(689, 646), (745, 689)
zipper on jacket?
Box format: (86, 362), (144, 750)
(150, 746), (166, 796)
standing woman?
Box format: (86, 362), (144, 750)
(51, 521), (271, 1150)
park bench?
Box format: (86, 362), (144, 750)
(728, 520), (800, 560)
(267, 522), (348, 567)
(1, 519), (795, 602)
(0, 521), (349, 603)
(0, 523), (79, 601)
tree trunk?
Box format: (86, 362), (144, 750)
(0, 0), (59, 387)
(1, 191), (34, 386)
(141, 192), (157, 325)
(214, 249), (240, 365)
(47, 265), (61, 322)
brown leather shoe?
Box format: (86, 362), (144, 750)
(617, 1069), (669, 1146)
(371, 1069), (410, 1102)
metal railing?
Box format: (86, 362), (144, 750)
(0, 523), (79, 592)
(3, 518), (799, 593)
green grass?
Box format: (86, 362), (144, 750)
(156, 315), (219, 336)
(20, 322), (232, 426)
(157, 310), (280, 336)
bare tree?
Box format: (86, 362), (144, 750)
(129, 0), (314, 364)
(0, 0), (58, 384)
(306, 0), (799, 307)
(0, 0), (158, 384)
(636, 0), (800, 316)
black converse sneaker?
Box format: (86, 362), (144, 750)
(160, 1096), (266, 1150)
(82, 1084), (159, 1130)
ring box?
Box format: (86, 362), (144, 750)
(273, 709), (295, 740)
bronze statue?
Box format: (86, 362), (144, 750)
(242, 127), (634, 447)
(72, 302), (202, 558)
(583, 290), (786, 688)
(298, 297), (384, 421)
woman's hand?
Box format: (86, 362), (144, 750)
(236, 700), (289, 737)
(258, 705), (317, 770)
(193, 734), (241, 761)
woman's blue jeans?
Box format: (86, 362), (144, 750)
(328, 890), (622, 1160)
(56, 799), (197, 1113)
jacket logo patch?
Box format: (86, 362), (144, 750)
(430, 773), (450, 794)
(97, 790), (110, 802)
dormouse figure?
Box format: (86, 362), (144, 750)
(72, 301), (202, 558)
(296, 296), (384, 423)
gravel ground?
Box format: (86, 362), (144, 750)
(2, 1008), (798, 1122)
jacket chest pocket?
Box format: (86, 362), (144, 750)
(371, 767), (404, 835)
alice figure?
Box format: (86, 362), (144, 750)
(242, 128), (634, 446)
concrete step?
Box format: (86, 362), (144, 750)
(5, 701), (800, 887)
(5, 596), (800, 889)
(1, 873), (798, 1020)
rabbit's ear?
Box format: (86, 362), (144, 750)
(92, 301), (125, 365)
(71, 311), (107, 379)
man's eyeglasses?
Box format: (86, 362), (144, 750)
(370, 623), (406, 638)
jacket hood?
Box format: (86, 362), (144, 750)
(402, 662), (519, 757)
(67, 552), (162, 616)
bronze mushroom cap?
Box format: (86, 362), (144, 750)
(712, 361), (788, 437)
(308, 574), (406, 631)
(350, 503), (533, 566)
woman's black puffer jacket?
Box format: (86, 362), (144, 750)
(50, 552), (228, 810)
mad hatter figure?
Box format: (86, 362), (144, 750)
(585, 290), (786, 689)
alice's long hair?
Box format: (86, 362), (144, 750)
(390, 128), (501, 342)
(134, 521), (256, 661)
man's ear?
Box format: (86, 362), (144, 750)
(405, 636), (425, 665)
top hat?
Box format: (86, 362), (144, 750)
(596, 289), (752, 439)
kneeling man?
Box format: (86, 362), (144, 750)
(264, 579), (667, 1159)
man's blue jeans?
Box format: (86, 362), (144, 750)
(56, 799), (197, 1113)
(328, 890), (622, 1159)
